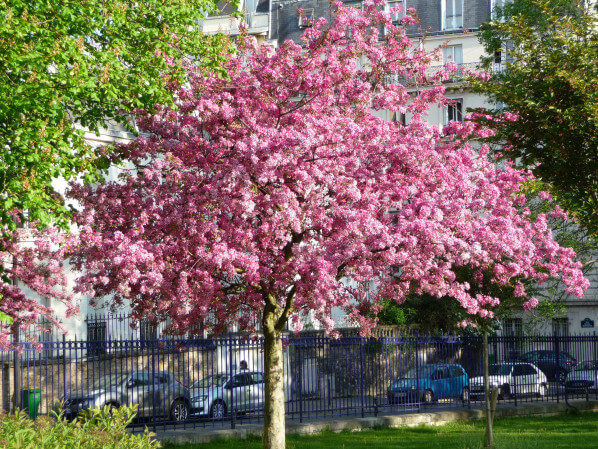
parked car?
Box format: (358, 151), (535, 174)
(60, 371), (190, 422)
(190, 371), (265, 418)
(387, 364), (469, 404)
(469, 362), (548, 399)
(564, 361), (598, 393)
(518, 350), (577, 383)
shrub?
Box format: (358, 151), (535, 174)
(0, 405), (160, 449)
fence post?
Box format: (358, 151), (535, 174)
(12, 327), (21, 411)
(151, 336), (157, 433)
(594, 332), (597, 400)
(62, 334), (67, 402)
(229, 334), (235, 429)
(415, 332), (420, 410)
(2, 360), (9, 413)
(298, 343), (303, 423)
(360, 338), (365, 418)
(554, 332), (560, 404)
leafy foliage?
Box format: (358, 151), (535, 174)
(0, 0), (231, 344)
(471, 0), (598, 235)
(0, 405), (159, 449)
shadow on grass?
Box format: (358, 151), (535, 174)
(161, 411), (598, 449)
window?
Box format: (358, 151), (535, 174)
(298, 8), (315, 28)
(432, 367), (450, 380)
(131, 373), (152, 386)
(391, 110), (406, 125)
(552, 318), (569, 337)
(491, 0), (510, 19)
(450, 365), (465, 377)
(443, 0), (463, 30)
(386, 0), (405, 23)
(443, 45), (463, 78)
(87, 317), (107, 356)
(502, 318), (523, 337)
(443, 45), (463, 67)
(251, 373), (265, 384)
(345, 2), (362, 9)
(140, 319), (158, 341)
(444, 99), (463, 124)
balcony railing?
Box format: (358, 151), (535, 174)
(385, 62), (484, 86)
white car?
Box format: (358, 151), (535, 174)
(190, 371), (265, 419)
(469, 362), (548, 399)
(565, 361), (598, 393)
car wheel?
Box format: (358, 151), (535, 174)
(461, 387), (470, 404)
(499, 384), (511, 400)
(170, 399), (189, 422)
(423, 389), (434, 404)
(210, 400), (227, 419)
(537, 383), (548, 397)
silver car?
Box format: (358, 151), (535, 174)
(565, 360), (598, 392)
(190, 371), (265, 419)
(60, 371), (190, 422)
(469, 362), (548, 399)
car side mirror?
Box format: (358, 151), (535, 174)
(126, 380), (135, 388)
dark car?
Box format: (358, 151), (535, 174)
(519, 350), (577, 382)
(59, 371), (190, 422)
(387, 364), (469, 404)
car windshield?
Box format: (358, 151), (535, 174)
(573, 361), (598, 371)
(399, 366), (435, 379)
(91, 373), (129, 390)
(488, 364), (513, 375)
(191, 374), (229, 388)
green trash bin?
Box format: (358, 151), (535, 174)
(488, 354), (496, 365)
(21, 388), (42, 419)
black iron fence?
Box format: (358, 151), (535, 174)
(2, 332), (598, 431)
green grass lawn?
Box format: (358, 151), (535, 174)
(161, 411), (598, 449)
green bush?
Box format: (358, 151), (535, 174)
(0, 405), (161, 449)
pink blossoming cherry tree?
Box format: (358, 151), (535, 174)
(68, 2), (587, 448)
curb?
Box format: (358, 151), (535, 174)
(155, 400), (598, 445)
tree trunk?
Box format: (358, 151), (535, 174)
(263, 326), (286, 449)
(483, 331), (494, 448)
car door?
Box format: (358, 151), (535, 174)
(430, 366), (451, 398)
(526, 364), (540, 394)
(154, 373), (172, 417)
(248, 372), (265, 411)
(229, 373), (252, 412)
(125, 373), (154, 417)
(512, 365), (533, 395)
(450, 365), (467, 397)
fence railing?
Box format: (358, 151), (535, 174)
(2, 332), (598, 431)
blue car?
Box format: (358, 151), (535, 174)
(387, 364), (469, 404)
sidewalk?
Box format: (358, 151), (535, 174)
(155, 399), (598, 445)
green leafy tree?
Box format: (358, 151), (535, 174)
(471, 0), (598, 236)
(0, 0), (231, 231)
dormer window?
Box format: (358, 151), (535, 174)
(298, 8), (315, 28)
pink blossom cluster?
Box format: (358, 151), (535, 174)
(67, 1), (587, 335)
(0, 224), (75, 350)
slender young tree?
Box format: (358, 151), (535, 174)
(68, 2), (588, 448)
